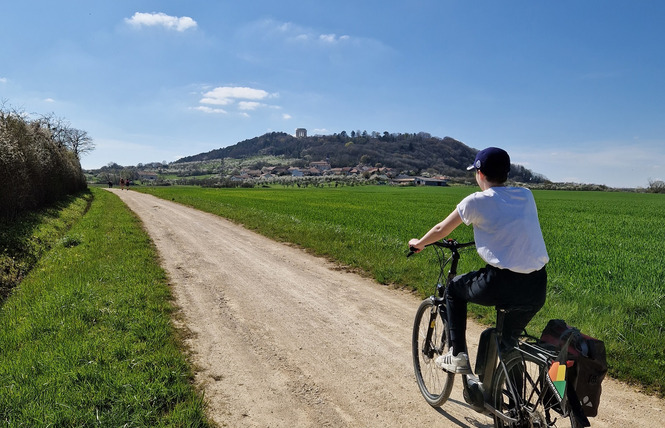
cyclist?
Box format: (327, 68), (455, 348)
(408, 147), (548, 374)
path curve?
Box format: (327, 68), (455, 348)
(108, 188), (663, 427)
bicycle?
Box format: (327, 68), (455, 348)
(410, 239), (589, 427)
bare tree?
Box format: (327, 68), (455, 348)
(37, 113), (70, 148)
(65, 128), (95, 159)
(648, 179), (665, 193)
(37, 113), (95, 158)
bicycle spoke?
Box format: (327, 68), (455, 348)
(493, 351), (576, 427)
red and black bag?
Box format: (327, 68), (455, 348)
(540, 319), (608, 417)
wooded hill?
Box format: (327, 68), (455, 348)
(175, 131), (545, 182)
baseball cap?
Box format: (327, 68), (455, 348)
(467, 147), (511, 177)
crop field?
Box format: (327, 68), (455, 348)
(137, 184), (665, 396)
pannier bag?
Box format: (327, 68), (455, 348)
(539, 319), (608, 417)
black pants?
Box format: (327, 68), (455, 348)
(446, 265), (547, 355)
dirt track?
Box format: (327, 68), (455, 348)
(109, 188), (663, 427)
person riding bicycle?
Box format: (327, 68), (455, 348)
(408, 147), (548, 375)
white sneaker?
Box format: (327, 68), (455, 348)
(436, 350), (472, 374)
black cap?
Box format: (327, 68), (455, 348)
(467, 147), (511, 177)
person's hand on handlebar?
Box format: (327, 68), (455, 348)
(408, 238), (425, 254)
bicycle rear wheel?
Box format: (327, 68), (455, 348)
(492, 351), (581, 427)
(412, 298), (454, 407)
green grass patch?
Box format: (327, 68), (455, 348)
(1, 191), (93, 302)
(136, 185), (665, 396)
(0, 187), (210, 426)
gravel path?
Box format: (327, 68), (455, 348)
(109, 188), (663, 427)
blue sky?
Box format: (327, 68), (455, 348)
(1, 1), (663, 188)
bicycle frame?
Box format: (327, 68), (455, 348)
(410, 240), (588, 427)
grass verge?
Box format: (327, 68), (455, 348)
(0, 187), (211, 426)
(0, 191), (93, 302)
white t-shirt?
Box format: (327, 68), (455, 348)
(456, 186), (549, 273)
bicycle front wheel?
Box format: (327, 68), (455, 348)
(412, 298), (454, 407)
(492, 351), (581, 428)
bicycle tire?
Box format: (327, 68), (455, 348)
(412, 298), (454, 407)
(492, 351), (583, 428)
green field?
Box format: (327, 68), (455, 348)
(136, 184), (665, 396)
(0, 188), (210, 426)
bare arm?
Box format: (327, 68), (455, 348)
(408, 209), (463, 252)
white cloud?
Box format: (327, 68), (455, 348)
(282, 114), (292, 120)
(194, 85), (281, 117)
(276, 22), (292, 33)
(125, 12), (197, 32)
(246, 19), (353, 47)
(238, 101), (263, 111)
(234, 19), (392, 72)
(192, 106), (226, 114)
(200, 86), (270, 106)
(44, 98), (55, 103)
(0, 77), (7, 83)
(319, 34), (350, 43)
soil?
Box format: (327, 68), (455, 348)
(109, 188), (663, 427)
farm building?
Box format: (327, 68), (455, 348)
(392, 176), (448, 186)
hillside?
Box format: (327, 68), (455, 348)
(175, 131), (544, 182)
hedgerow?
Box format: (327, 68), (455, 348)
(0, 106), (87, 218)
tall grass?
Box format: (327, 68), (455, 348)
(136, 185), (665, 396)
(0, 187), (210, 426)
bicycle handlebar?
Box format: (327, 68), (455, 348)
(407, 239), (475, 257)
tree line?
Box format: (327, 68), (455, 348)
(0, 103), (91, 218)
